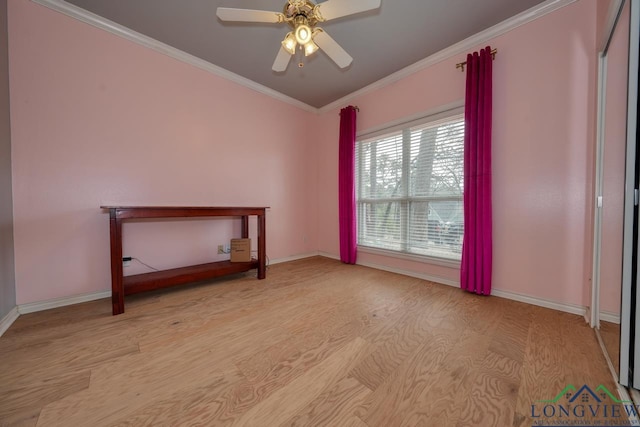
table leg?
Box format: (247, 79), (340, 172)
(109, 214), (124, 315)
(258, 213), (266, 279)
(241, 216), (249, 239)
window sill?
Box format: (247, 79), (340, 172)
(357, 245), (461, 269)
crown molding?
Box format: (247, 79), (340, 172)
(318, 0), (577, 113)
(30, 0), (318, 114)
(32, 0), (576, 114)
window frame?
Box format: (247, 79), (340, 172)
(355, 104), (464, 266)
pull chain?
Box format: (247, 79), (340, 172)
(298, 44), (304, 68)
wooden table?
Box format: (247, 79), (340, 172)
(102, 206), (267, 315)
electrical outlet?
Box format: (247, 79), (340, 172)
(122, 256), (132, 267)
(218, 245), (225, 254)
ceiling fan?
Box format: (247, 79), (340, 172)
(216, 0), (381, 72)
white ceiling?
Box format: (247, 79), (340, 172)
(60, 0), (548, 108)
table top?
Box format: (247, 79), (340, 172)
(101, 206), (269, 219)
(101, 206), (268, 210)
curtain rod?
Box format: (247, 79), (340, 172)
(339, 106), (360, 115)
(455, 48), (498, 72)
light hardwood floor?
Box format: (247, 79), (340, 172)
(600, 320), (621, 375)
(0, 257), (625, 426)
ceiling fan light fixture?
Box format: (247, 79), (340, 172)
(282, 32), (297, 55)
(294, 24), (312, 45)
(304, 39), (319, 56)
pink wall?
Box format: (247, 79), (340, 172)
(317, 1), (598, 307)
(8, 0), (318, 304)
(7, 0), (604, 310)
(599, 1), (629, 315)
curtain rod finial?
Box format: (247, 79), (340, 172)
(340, 105), (359, 115)
(456, 48), (497, 71)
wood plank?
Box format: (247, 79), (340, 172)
(348, 302), (434, 391)
(0, 333), (140, 387)
(108, 373), (244, 427)
(397, 331), (496, 426)
(510, 309), (625, 426)
(341, 416), (370, 427)
(0, 409), (40, 427)
(356, 328), (462, 426)
(35, 353), (242, 425)
(455, 350), (521, 426)
(162, 315), (373, 425)
(232, 337), (371, 427)
(0, 371), (90, 427)
(284, 377), (372, 426)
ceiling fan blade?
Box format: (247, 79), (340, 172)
(313, 29), (353, 69)
(272, 46), (292, 72)
(316, 0), (381, 21)
(216, 8), (282, 23)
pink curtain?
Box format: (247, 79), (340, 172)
(339, 106), (358, 264)
(461, 46), (493, 295)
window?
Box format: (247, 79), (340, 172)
(356, 111), (464, 261)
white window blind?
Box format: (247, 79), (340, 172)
(356, 113), (464, 260)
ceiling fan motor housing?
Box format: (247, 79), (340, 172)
(283, 0), (323, 29)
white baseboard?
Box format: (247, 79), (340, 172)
(13, 253), (320, 315)
(318, 251), (340, 261)
(292, 254), (606, 324)
(317, 252), (590, 319)
(12, 253), (602, 324)
(269, 252), (321, 265)
(355, 258), (460, 288)
(0, 306), (19, 337)
(600, 311), (621, 324)
(18, 291), (111, 314)
(491, 288), (587, 317)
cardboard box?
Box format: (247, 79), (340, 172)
(230, 238), (251, 262)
